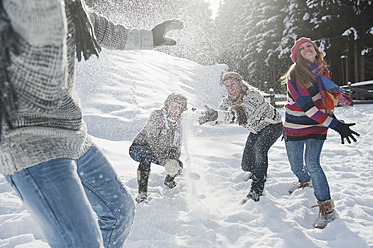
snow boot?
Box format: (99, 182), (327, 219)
(289, 179), (312, 194)
(247, 188), (262, 202)
(241, 188), (263, 204)
(136, 169), (150, 203)
(164, 174), (177, 189)
(312, 199), (339, 229)
(135, 192), (148, 203)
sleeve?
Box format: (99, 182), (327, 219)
(143, 111), (162, 148)
(4, 0), (67, 47)
(212, 98), (235, 125)
(287, 79), (341, 130)
(4, 0), (68, 111)
(88, 11), (153, 50)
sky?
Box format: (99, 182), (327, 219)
(0, 49), (372, 247)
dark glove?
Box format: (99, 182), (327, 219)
(168, 147), (179, 160)
(231, 105), (247, 126)
(335, 122), (360, 144)
(198, 105), (218, 125)
(152, 20), (183, 47)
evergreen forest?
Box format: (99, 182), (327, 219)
(86, 0), (373, 93)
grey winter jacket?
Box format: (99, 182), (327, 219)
(0, 0), (153, 175)
(132, 109), (182, 166)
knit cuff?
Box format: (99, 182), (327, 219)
(125, 29), (153, 50)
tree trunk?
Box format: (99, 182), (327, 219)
(360, 55), (365, 82)
(354, 41), (359, 83)
(341, 58), (345, 84)
(345, 57), (349, 84)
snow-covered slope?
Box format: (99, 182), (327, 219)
(0, 50), (372, 248)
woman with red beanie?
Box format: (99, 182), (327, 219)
(280, 37), (359, 228)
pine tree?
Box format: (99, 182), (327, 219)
(214, 0), (248, 74)
(242, 0), (287, 91)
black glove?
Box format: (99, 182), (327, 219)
(152, 20), (183, 47)
(335, 122), (360, 144)
(168, 147), (179, 160)
(199, 105), (218, 125)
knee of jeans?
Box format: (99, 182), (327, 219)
(290, 163), (301, 172)
(116, 179), (135, 219)
(305, 162), (323, 173)
(113, 187), (135, 244)
(116, 195), (135, 230)
(130, 146), (153, 163)
(103, 181), (135, 245)
(241, 164), (250, 171)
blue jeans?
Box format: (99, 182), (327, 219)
(284, 137), (331, 201)
(241, 123), (283, 194)
(129, 145), (161, 165)
(5, 144), (135, 248)
(129, 144), (183, 170)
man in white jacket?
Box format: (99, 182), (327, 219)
(0, 0), (183, 247)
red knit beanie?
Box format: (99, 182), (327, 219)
(290, 37), (317, 63)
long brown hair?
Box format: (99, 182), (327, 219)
(280, 43), (328, 87)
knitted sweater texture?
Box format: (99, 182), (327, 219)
(218, 84), (282, 134)
(283, 77), (341, 141)
(132, 110), (182, 166)
(0, 0), (153, 175)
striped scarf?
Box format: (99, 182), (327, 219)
(309, 62), (351, 113)
(160, 108), (181, 146)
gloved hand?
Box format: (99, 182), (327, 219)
(168, 147), (179, 160)
(152, 20), (184, 47)
(335, 122), (360, 144)
(198, 105), (218, 125)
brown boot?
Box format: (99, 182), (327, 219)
(299, 179), (312, 188)
(288, 179), (312, 194)
(312, 199), (339, 229)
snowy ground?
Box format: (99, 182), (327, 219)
(0, 50), (372, 248)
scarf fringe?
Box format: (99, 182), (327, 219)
(310, 63), (351, 109)
(68, 0), (101, 62)
(1, 3), (19, 137)
(160, 108), (181, 146)
(320, 75), (351, 107)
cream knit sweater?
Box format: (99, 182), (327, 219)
(0, 0), (153, 175)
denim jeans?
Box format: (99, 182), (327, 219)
(6, 144), (135, 248)
(129, 144), (183, 170)
(284, 137), (331, 201)
(129, 145), (161, 165)
(241, 123), (283, 194)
